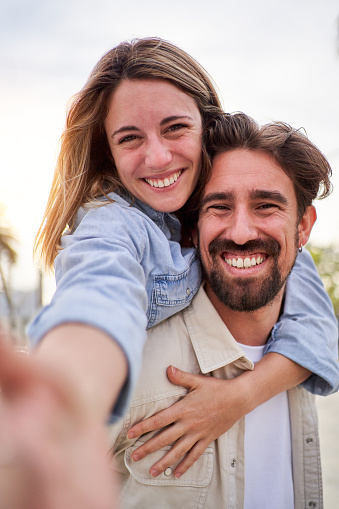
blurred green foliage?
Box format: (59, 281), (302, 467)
(309, 244), (339, 317)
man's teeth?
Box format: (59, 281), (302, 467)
(224, 255), (266, 269)
(144, 170), (182, 188)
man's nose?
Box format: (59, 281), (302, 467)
(226, 208), (258, 245)
(144, 136), (172, 170)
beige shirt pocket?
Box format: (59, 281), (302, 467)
(119, 440), (214, 508)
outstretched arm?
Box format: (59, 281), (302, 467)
(127, 353), (310, 478)
(0, 327), (126, 509)
(35, 324), (128, 422)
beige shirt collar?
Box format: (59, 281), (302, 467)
(183, 286), (254, 374)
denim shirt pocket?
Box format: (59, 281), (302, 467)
(147, 257), (202, 329)
(121, 441), (213, 508)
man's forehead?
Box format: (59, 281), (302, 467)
(205, 149), (294, 196)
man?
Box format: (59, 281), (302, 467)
(108, 113), (332, 509)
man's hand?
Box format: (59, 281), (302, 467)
(127, 365), (247, 479)
(0, 339), (118, 509)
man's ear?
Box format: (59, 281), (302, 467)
(298, 205), (317, 247)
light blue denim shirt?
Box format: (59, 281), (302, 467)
(29, 192), (339, 421)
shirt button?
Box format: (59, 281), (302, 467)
(164, 467), (172, 476)
(306, 437), (314, 445)
(308, 502), (316, 508)
(231, 459), (236, 468)
(186, 288), (191, 296)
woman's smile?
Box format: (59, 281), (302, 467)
(104, 79), (202, 213)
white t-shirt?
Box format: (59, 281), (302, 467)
(239, 343), (294, 509)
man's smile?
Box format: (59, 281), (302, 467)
(222, 253), (267, 269)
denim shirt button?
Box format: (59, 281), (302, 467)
(164, 467), (172, 476)
(231, 459), (236, 468)
(186, 288), (191, 296)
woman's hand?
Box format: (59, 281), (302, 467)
(0, 339), (118, 509)
(126, 354), (310, 479)
(127, 365), (249, 479)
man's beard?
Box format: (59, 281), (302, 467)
(198, 236), (298, 312)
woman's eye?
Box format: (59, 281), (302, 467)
(119, 134), (138, 144)
(167, 123), (187, 132)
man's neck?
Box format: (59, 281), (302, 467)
(205, 284), (284, 346)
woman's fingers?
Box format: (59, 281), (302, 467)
(147, 436), (202, 478)
(134, 435), (208, 479)
(130, 422), (186, 462)
(166, 365), (201, 388)
(128, 399), (186, 439)
(172, 441), (207, 478)
(127, 366), (202, 439)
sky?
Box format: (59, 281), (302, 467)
(1, 0), (339, 293)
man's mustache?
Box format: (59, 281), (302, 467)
(208, 238), (281, 257)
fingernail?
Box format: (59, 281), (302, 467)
(175, 472), (182, 479)
(151, 469), (159, 477)
(132, 453), (140, 462)
(127, 431), (135, 439)
(170, 365), (176, 375)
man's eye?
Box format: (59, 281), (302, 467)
(208, 205), (230, 211)
(258, 203), (278, 210)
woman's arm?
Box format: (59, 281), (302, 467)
(0, 330), (124, 509)
(29, 201), (150, 421)
(268, 249), (339, 395)
(35, 324), (128, 421)
(127, 354), (310, 478)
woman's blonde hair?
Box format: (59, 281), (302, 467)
(35, 37), (223, 269)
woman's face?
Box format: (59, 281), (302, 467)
(104, 79), (203, 212)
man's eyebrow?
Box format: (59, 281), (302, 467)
(111, 115), (193, 138)
(201, 192), (234, 208)
(201, 190), (289, 208)
(250, 190), (288, 205)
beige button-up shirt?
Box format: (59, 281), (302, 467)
(109, 287), (322, 509)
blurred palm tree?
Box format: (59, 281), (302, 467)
(0, 206), (17, 325)
(309, 244), (339, 317)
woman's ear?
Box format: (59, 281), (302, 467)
(298, 205), (317, 247)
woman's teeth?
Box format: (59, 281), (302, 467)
(144, 170), (182, 188)
(224, 255), (266, 269)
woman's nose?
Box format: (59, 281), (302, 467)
(144, 137), (172, 170)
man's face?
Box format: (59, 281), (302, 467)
(196, 148), (313, 312)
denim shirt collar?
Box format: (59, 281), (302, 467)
(116, 191), (182, 243)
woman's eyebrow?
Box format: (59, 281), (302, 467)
(111, 126), (139, 138)
(160, 115), (193, 126)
